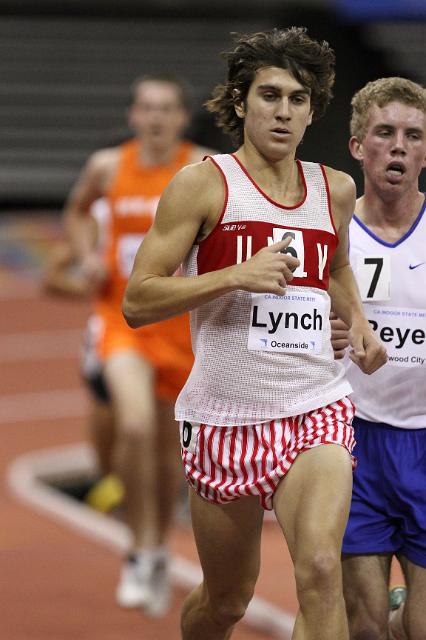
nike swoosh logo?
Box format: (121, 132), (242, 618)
(409, 262), (426, 270)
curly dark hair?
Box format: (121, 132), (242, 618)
(205, 27), (335, 147)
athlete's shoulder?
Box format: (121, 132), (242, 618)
(322, 165), (356, 209)
(169, 155), (223, 195)
(86, 146), (120, 176)
(156, 156), (225, 232)
(322, 165), (356, 197)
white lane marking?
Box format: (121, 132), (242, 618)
(7, 442), (295, 639)
(0, 389), (88, 424)
(0, 328), (83, 362)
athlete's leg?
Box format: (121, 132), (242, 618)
(274, 444), (353, 640)
(389, 555), (426, 640)
(181, 491), (264, 640)
(104, 350), (158, 549)
(88, 395), (115, 475)
(342, 553), (392, 640)
(155, 398), (182, 544)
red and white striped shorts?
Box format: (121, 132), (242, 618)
(179, 397), (355, 510)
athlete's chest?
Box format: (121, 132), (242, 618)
(350, 222), (426, 366)
(197, 220), (338, 290)
(108, 164), (180, 225)
(350, 226), (426, 306)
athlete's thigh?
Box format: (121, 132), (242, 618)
(342, 554), (391, 629)
(156, 398), (180, 445)
(189, 490), (264, 599)
(104, 350), (155, 428)
(156, 398), (181, 469)
(273, 444), (353, 560)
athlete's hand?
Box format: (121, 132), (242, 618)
(234, 237), (300, 295)
(330, 312), (350, 359)
(348, 320), (387, 374)
(80, 252), (109, 293)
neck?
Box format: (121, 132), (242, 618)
(356, 184), (424, 242)
(235, 144), (301, 205)
(136, 138), (180, 167)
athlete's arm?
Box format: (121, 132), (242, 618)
(326, 167), (387, 373)
(330, 312), (350, 359)
(122, 160), (299, 328)
(64, 148), (117, 285)
(42, 242), (92, 297)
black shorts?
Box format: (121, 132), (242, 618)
(81, 367), (110, 404)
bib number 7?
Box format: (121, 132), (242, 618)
(356, 255), (391, 301)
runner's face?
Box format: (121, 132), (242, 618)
(350, 101), (426, 195)
(236, 67), (313, 161)
(128, 81), (189, 149)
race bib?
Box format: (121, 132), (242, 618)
(356, 255), (391, 301)
(367, 305), (426, 368)
(272, 227), (308, 278)
(180, 421), (200, 455)
(117, 233), (145, 278)
(248, 292), (326, 354)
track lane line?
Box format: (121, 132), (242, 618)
(7, 442), (295, 639)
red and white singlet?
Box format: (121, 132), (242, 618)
(175, 154), (352, 426)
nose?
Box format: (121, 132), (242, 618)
(391, 130), (407, 155)
(275, 97), (291, 120)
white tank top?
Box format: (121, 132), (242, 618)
(345, 196), (426, 429)
(175, 154), (352, 426)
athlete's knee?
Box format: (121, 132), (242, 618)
(182, 582), (254, 633)
(295, 548), (342, 601)
(118, 415), (155, 442)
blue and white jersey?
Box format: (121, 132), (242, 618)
(345, 195), (426, 428)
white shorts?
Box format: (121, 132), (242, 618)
(179, 397), (355, 510)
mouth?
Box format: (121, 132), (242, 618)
(271, 127), (291, 138)
(386, 161), (406, 178)
(148, 125), (165, 135)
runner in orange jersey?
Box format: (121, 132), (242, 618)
(65, 73), (214, 616)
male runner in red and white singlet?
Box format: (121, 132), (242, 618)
(123, 29), (387, 640)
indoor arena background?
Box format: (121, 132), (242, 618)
(0, 1), (424, 638)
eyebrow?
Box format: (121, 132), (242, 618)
(256, 84), (310, 95)
(374, 123), (424, 134)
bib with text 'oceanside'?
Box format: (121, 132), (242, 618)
(248, 292), (326, 354)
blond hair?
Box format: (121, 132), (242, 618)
(350, 77), (426, 140)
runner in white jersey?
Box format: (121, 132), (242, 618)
(330, 77), (426, 640)
(123, 28), (386, 640)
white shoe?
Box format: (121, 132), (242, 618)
(116, 554), (151, 608)
(142, 555), (171, 617)
(116, 551), (171, 617)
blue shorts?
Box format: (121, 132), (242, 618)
(342, 417), (426, 568)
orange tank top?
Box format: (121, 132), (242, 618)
(96, 138), (194, 340)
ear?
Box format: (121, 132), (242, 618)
(349, 136), (363, 161)
(233, 89), (245, 119)
(307, 111), (313, 126)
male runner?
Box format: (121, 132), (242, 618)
(123, 29), (387, 639)
(333, 76), (426, 640)
(65, 73), (213, 615)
